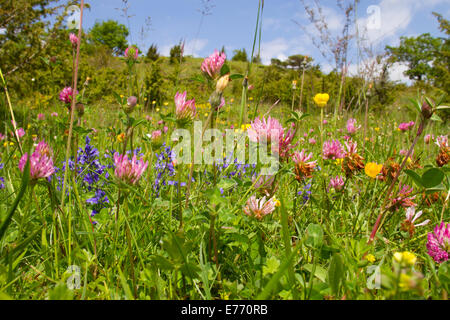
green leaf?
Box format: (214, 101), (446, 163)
(48, 284), (74, 300)
(149, 255), (174, 270)
(431, 113), (443, 122)
(438, 261), (450, 292)
(407, 98), (421, 115)
(305, 224), (324, 249)
(328, 253), (345, 295)
(256, 248), (297, 299)
(220, 63), (230, 76)
(436, 105), (450, 110)
(72, 126), (93, 135)
(0, 154), (30, 240)
(205, 187), (226, 208)
(190, 75), (205, 83)
(216, 178), (236, 191)
(422, 168), (445, 189)
(303, 264), (327, 282)
(263, 256), (280, 276)
(404, 169), (424, 188)
(229, 74), (244, 80)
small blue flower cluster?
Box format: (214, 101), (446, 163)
(153, 143), (179, 197)
(297, 183), (312, 204)
(216, 154), (257, 180)
(0, 158), (5, 190)
(55, 136), (111, 222)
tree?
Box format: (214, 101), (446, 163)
(89, 20), (129, 55)
(144, 60), (165, 108)
(0, 0), (62, 77)
(169, 42), (184, 64)
(146, 44), (159, 62)
(431, 12), (450, 92)
(232, 48), (248, 62)
(386, 33), (442, 82)
(285, 54), (313, 70)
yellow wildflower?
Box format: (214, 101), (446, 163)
(399, 273), (412, 290)
(163, 102), (169, 106)
(156, 108), (160, 112)
(273, 198), (281, 207)
(365, 162), (383, 178)
(374, 127), (380, 132)
(117, 133), (125, 143)
(365, 254), (376, 263)
(394, 251), (417, 266)
(313, 93), (329, 107)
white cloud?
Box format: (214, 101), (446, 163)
(260, 37), (310, 65)
(389, 62), (410, 83)
(357, 0), (449, 45)
(260, 38), (290, 64)
(184, 38), (208, 57)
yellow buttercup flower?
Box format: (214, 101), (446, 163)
(313, 93), (329, 108)
(365, 254), (376, 263)
(365, 162), (382, 178)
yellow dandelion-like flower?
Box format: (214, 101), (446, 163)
(374, 127), (380, 132)
(120, 94), (124, 98)
(365, 162), (383, 179)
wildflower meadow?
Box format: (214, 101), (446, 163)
(0, 0), (449, 302)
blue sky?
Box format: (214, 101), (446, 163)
(69, 0), (449, 82)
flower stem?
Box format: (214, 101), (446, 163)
(61, 0), (85, 208)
